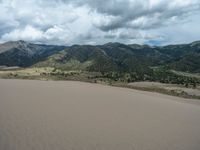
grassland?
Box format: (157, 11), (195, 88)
(0, 67), (200, 100)
(125, 82), (200, 99)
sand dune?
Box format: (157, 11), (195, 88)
(0, 79), (200, 150)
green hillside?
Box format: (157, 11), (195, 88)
(1, 40), (200, 86)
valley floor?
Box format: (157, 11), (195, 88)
(0, 67), (200, 99)
(126, 81), (200, 99)
(0, 79), (200, 150)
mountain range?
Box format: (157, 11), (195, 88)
(0, 40), (65, 67)
(0, 40), (200, 74)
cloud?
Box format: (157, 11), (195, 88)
(0, 0), (200, 45)
(1, 25), (43, 41)
(88, 0), (200, 31)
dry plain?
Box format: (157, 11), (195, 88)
(0, 79), (200, 150)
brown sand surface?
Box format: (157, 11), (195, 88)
(0, 79), (200, 150)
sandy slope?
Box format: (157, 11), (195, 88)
(0, 79), (200, 150)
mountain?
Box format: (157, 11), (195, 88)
(35, 41), (200, 73)
(159, 41), (200, 72)
(0, 40), (65, 67)
(35, 43), (155, 74)
(35, 44), (119, 72)
(0, 40), (200, 73)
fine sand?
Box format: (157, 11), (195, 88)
(0, 79), (200, 150)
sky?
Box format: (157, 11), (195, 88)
(0, 0), (200, 46)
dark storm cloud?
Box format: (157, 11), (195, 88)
(58, 0), (200, 31)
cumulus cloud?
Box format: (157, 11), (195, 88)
(0, 0), (200, 45)
(89, 0), (200, 31)
(2, 25), (43, 41)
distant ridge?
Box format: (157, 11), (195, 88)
(0, 40), (65, 67)
(0, 40), (200, 73)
